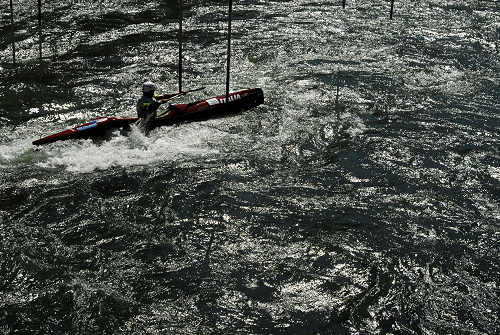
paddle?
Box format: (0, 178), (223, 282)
(164, 86), (205, 101)
(156, 87), (205, 117)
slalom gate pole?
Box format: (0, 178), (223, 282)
(10, 0), (16, 65)
(225, 0), (233, 100)
(335, 70), (341, 119)
(390, 0), (395, 20)
(204, 231), (215, 267)
(335, 71), (340, 107)
(178, 0), (183, 92)
(38, 0), (42, 63)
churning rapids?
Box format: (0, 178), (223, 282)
(0, 0), (499, 334)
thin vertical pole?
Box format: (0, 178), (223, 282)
(178, 0), (183, 93)
(204, 230), (215, 267)
(10, 0), (16, 66)
(335, 70), (341, 119)
(335, 71), (340, 106)
(342, 0), (346, 9)
(38, 0), (42, 63)
(225, 0), (233, 99)
(390, 0), (395, 20)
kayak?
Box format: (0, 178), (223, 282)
(32, 88), (264, 145)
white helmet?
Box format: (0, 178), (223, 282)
(142, 81), (156, 93)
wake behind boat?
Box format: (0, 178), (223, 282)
(32, 88), (264, 145)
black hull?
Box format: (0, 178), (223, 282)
(155, 88), (264, 126)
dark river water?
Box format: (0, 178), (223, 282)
(1, 0), (499, 334)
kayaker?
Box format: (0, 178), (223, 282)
(136, 81), (185, 134)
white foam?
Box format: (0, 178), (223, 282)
(37, 124), (221, 173)
(0, 133), (37, 168)
(0, 142), (19, 164)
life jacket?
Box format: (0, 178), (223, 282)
(136, 94), (160, 118)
